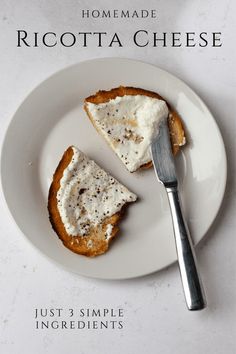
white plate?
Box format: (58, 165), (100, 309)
(0, 58), (227, 279)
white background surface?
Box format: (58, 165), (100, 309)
(0, 1), (235, 353)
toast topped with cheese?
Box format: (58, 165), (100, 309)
(84, 86), (186, 172)
(48, 146), (137, 257)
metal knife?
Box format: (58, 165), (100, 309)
(151, 119), (206, 311)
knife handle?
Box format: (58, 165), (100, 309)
(166, 185), (206, 311)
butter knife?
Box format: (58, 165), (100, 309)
(151, 119), (206, 311)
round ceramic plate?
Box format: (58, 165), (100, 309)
(0, 58), (227, 279)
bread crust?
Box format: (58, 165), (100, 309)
(84, 86), (185, 167)
(48, 146), (131, 257)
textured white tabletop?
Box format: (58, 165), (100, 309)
(0, 1), (235, 353)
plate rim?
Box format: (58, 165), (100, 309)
(0, 57), (227, 280)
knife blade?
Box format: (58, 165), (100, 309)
(151, 119), (177, 187)
(151, 118), (206, 311)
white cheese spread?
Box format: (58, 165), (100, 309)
(86, 95), (169, 172)
(105, 224), (113, 240)
(56, 147), (137, 237)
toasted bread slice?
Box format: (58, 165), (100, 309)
(48, 146), (137, 257)
(84, 86), (185, 172)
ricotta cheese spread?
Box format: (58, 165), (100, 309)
(56, 147), (137, 237)
(86, 95), (169, 172)
(105, 224), (113, 240)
